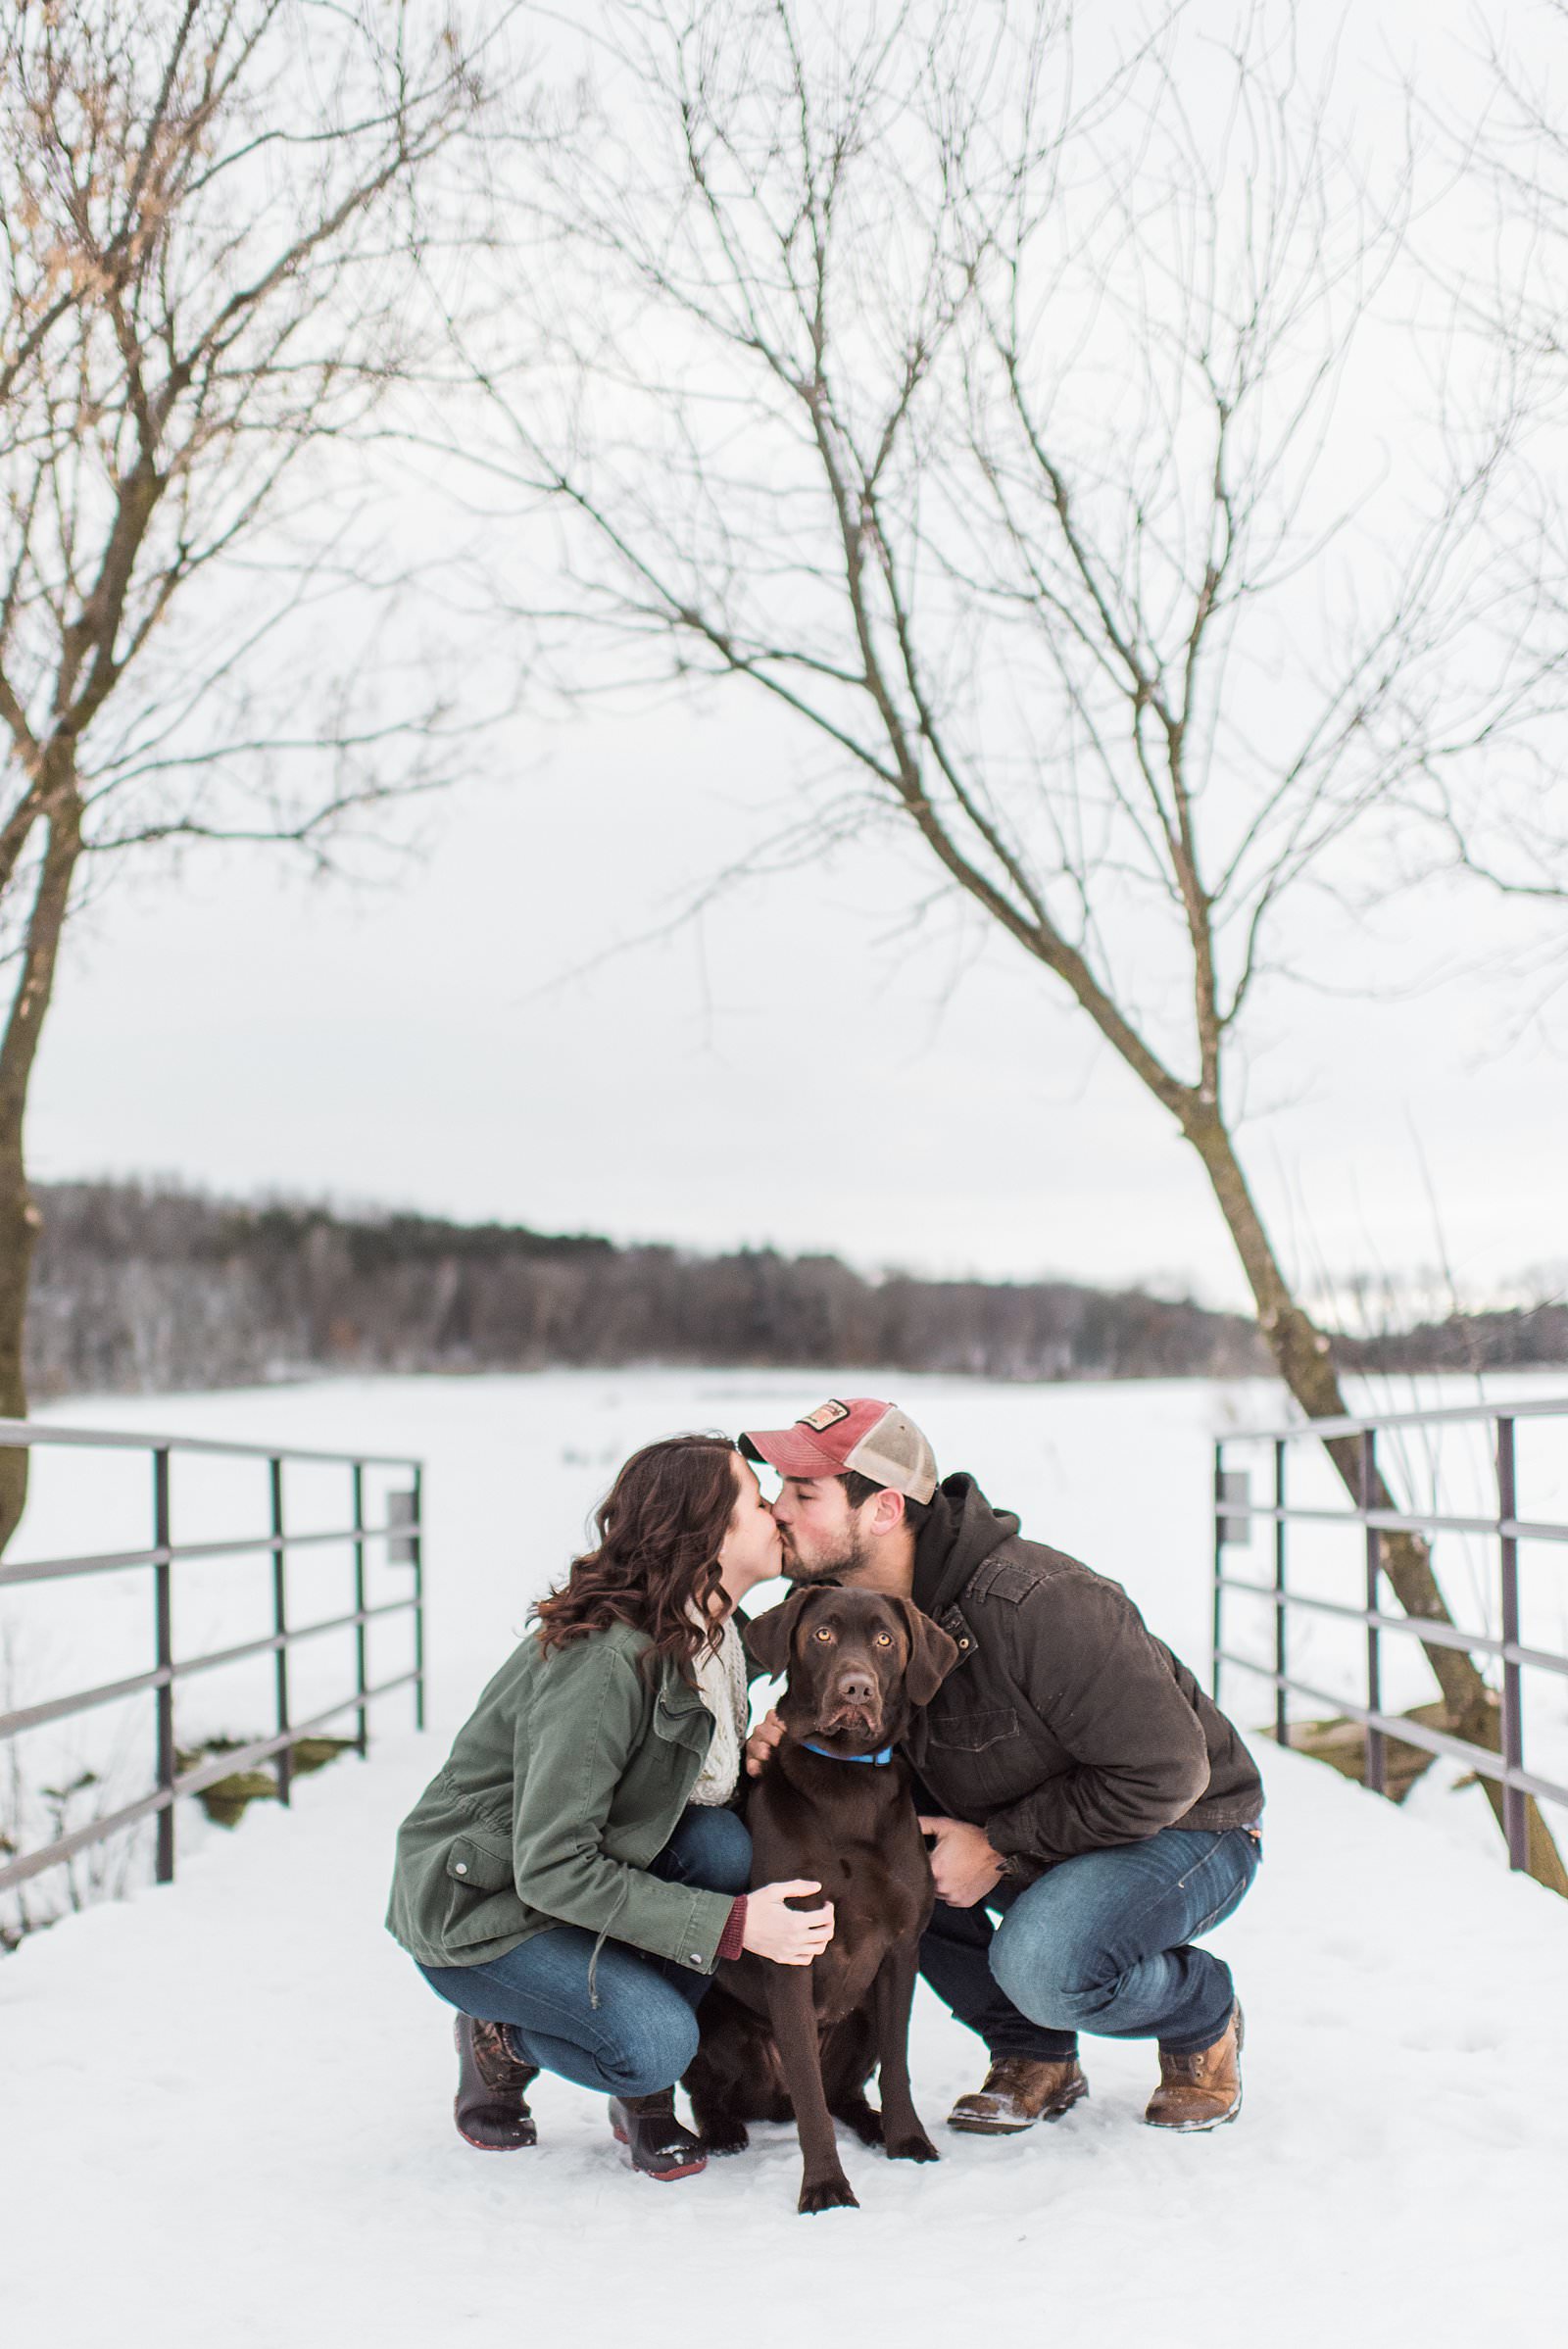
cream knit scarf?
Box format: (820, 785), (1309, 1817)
(687, 1608), (749, 1807)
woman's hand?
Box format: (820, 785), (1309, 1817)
(742, 1879), (836, 1965)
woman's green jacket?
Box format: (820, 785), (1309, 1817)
(384, 1620), (736, 1975)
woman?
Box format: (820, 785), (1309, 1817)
(386, 1434), (833, 2181)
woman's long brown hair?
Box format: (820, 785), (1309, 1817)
(531, 1434), (740, 1675)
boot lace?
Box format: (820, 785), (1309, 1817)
(473, 2019), (537, 2090)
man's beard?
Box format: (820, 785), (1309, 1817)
(781, 1528), (874, 1586)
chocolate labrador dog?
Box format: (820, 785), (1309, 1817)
(684, 1585), (958, 2213)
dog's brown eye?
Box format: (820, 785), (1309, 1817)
(873, 1633), (893, 1647)
(813, 1625), (833, 1641)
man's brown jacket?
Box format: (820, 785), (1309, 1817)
(903, 1474), (1263, 1877)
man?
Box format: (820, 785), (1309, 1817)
(740, 1396), (1263, 2134)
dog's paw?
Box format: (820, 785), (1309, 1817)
(798, 2173), (859, 2214)
(701, 2121), (750, 2157)
(885, 2129), (940, 2165)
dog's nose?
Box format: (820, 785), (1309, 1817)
(837, 1669), (876, 1707)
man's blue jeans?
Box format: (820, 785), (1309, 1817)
(416, 1805), (752, 2099)
(920, 1825), (1259, 2059)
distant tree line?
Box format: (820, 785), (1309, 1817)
(1341, 1311), (1568, 1377)
(20, 1182), (1566, 1399)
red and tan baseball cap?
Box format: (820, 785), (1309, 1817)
(739, 1397), (939, 1505)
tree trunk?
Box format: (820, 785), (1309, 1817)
(1186, 1107), (1567, 1895)
(0, 1134), (38, 1552)
(0, 778), (82, 1557)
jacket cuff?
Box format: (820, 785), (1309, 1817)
(984, 1809), (1032, 1859)
(716, 1895), (748, 1963)
(985, 1808), (1054, 1875)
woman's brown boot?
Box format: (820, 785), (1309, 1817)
(608, 2091), (708, 2180)
(454, 2016), (539, 2151)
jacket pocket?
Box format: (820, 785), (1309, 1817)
(653, 1685), (710, 1753)
(924, 1705), (1024, 1805)
(927, 1705), (1020, 1755)
(446, 1832), (514, 1894)
(440, 1831), (521, 1947)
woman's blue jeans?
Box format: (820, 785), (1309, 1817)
(416, 1805), (752, 2099)
(920, 1825), (1260, 2059)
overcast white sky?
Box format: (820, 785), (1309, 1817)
(20, 0), (1568, 1316)
(30, 684), (1564, 1314)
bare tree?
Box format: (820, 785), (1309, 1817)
(0, 0), (503, 1547)
(467, 1), (1568, 1882)
(1396, 0), (1568, 955)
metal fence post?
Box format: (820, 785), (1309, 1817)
(1496, 1417), (1528, 1872)
(1273, 1438), (1289, 1749)
(412, 1461), (426, 1731)
(352, 1462), (368, 1759)
(0, 1423), (429, 1913)
(1362, 1429), (1386, 1796)
(153, 1447), (174, 1884)
(270, 1457), (291, 1804)
(1211, 1441), (1224, 1705)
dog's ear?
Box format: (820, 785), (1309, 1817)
(890, 1597), (960, 1706)
(742, 1586), (819, 1679)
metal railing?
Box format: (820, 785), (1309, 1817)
(0, 1418), (424, 1898)
(1211, 1395), (1568, 1873)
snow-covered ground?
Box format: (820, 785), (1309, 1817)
(3, 1368), (1567, 2346)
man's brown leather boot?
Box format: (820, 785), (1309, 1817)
(454, 2015), (540, 2151)
(1145, 2001), (1245, 2131)
(947, 2055), (1089, 2134)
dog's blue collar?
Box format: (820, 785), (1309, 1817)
(800, 1737), (895, 1766)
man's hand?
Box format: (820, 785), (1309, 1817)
(918, 1815), (1006, 1908)
(745, 1707), (786, 1778)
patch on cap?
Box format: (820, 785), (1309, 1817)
(740, 1396), (939, 1504)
